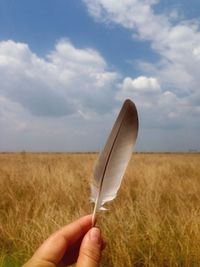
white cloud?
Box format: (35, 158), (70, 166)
(122, 76), (160, 93)
(1, 1), (200, 151)
(0, 39), (121, 151)
(83, 0), (169, 39)
(0, 39), (118, 118)
(84, 0), (200, 131)
(193, 46), (200, 59)
(117, 75), (198, 130)
(0, 77), (117, 152)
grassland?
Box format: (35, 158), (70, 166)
(0, 152), (200, 267)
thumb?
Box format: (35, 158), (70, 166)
(76, 227), (102, 267)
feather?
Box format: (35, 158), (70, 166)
(91, 99), (139, 225)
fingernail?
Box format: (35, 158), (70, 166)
(89, 227), (101, 244)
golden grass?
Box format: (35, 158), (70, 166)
(0, 152), (200, 267)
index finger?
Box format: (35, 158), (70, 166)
(33, 214), (92, 265)
(58, 214), (92, 243)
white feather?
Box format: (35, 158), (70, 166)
(91, 99), (139, 225)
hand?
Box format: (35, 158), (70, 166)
(23, 215), (105, 267)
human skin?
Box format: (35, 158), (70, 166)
(23, 215), (105, 267)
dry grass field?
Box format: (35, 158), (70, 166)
(0, 152), (200, 267)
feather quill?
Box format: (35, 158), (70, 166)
(91, 99), (139, 225)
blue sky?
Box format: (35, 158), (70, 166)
(0, 0), (157, 76)
(0, 0), (200, 151)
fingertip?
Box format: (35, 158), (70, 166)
(80, 214), (93, 226)
(88, 227), (102, 245)
(76, 227), (103, 267)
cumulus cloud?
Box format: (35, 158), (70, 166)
(0, 39), (122, 151)
(122, 76), (161, 93)
(117, 74), (200, 131)
(0, 91), (118, 152)
(1, 1), (200, 151)
(193, 46), (200, 60)
(83, 0), (200, 130)
(118, 76), (177, 127)
(83, 0), (200, 90)
(0, 39), (118, 117)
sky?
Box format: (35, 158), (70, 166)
(0, 0), (200, 152)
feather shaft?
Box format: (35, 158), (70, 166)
(91, 99), (139, 224)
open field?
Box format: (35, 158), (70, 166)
(0, 152), (200, 267)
